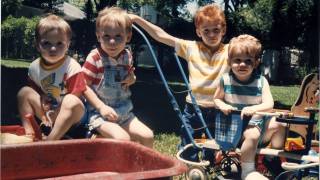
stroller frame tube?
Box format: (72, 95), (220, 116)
(132, 25), (213, 148)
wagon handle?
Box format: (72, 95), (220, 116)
(24, 114), (42, 141)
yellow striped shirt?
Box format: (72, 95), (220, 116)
(175, 40), (230, 107)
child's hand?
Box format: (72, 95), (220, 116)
(98, 105), (119, 122)
(128, 14), (138, 21)
(241, 106), (256, 119)
(121, 68), (136, 90)
(219, 104), (237, 115)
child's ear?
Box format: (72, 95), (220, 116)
(66, 40), (71, 48)
(126, 32), (132, 42)
(254, 59), (260, 68)
(196, 28), (202, 38)
(96, 33), (100, 42)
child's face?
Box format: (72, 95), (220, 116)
(196, 21), (225, 50)
(37, 29), (69, 65)
(230, 54), (258, 82)
(96, 22), (131, 58)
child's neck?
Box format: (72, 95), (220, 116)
(237, 76), (251, 82)
(98, 47), (122, 60)
(204, 43), (221, 54)
(231, 71), (256, 84)
(40, 56), (66, 70)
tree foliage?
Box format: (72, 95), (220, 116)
(1, 0), (22, 20)
(1, 16), (40, 59)
(1, 0), (317, 69)
(226, 0), (275, 44)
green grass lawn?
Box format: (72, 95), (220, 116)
(1, 58), (31, 68)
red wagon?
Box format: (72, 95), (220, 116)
(1, 138), (187, 179)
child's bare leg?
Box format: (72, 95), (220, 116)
(97, 121), (130, 140)
(262, 117), (286, 149)
(241, 126), (260, 162)
(46, 94), (84, 140)
(241, 126), (267, 179)
(123, 117), (154, 148)
(17, 86), (43, 134)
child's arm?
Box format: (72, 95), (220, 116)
(213, 83), (237, 115)
(83, 83), (118, 122)
(241, 78), (274, 117)
(129, 14), (179, 47)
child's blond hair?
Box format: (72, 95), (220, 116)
(35, 14), (72, 43)
(228, 34), (262, 64)
(194, 4), (226, 32)
(96, 7), (132, 34)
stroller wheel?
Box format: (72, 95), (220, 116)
(219, 157), (241, 178)
(186, 166), (208, 180)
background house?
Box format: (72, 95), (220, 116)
(15, 2), (85, 20)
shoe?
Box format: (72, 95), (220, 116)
(243, 171), (268, 180)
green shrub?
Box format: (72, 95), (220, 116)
(1, 16), (39, 59)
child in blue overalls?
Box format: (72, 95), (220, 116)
(82, 7), (154, 148)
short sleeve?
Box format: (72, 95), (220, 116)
(175, 39), (191, 61)
(66, 58), (87, 94)
(220, 76), (225, 87)
(66, 72), (86, 94)
(82, 50), (100, 83)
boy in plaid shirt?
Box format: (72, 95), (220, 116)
(214, 34), (285, 180)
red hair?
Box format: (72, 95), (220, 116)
(194, 4), (226, 32)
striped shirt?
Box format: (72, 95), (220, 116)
(82, 48), (134, 118)
(221, 72), (264, 109)
(175, 40), (230, 107)
(82, 48), (133, 91)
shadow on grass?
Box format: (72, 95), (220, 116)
(132, 67), (187, 134)
(274, 101), (292, 110)
(1, 66), (28, 125)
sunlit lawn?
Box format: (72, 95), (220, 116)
(1, 59), (31, 68)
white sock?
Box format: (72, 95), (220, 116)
(241, 162), (255, 179)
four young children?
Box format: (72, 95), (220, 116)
(16, 3), (286, 180)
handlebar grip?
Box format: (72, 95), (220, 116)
(25, 114), (42, 141)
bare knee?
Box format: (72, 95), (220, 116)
(268, 120), (286, 133)
(138, 129), (154, 148)
(59, 94), (84, 124)
(142, 129), (154, 143)
(17, 86), (41, 117)
(243, 127), (260, 143)
(60, 94), (84, 110)
(17, 86), (38, 102)
(97, 123), (131, 141)
(114, 132), (131, 141)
